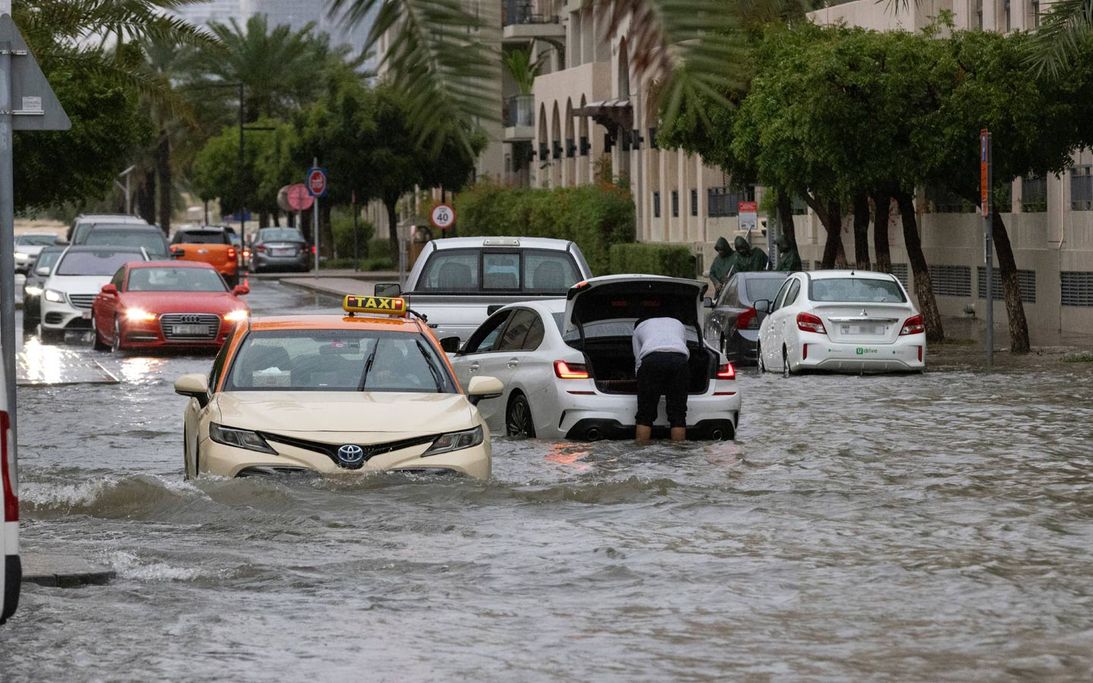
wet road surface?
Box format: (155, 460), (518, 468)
(2, 280), (1093, 680)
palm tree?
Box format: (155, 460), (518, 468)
(1028, 0), (1093, 74)
(327, 0), (741, 153)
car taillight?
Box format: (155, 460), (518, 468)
(796, 312), (827, 334)
(714, 363), (736, 380)
(255, 245), (267, 253)
(900, 314), (925, 336)
(554, 360), (590, 379)
(736, 307), (759, 330)
(1, 411), (16, 523)
(227, 247), (237, 259)
(310, 245), (317, 255)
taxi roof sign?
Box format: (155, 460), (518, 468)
(343, 295), (408, 317)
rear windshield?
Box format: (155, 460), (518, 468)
(127, 267), (227, 292)
(16, 234), (56, 246)
(810, 278), (906, 303)
(744, 277), (787, 303)
(173, 230), (228, 245)
(258, 229), (304, 242)
(224, 330), (457, 393)
(56, 250), (144, 276)
(83, 229), (168, 257)
(417, 248), (580, 293)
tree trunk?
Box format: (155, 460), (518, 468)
(385, 198), (400, 262)
(138, 168), (156, 224)
(895, 190), (944, 343)
(852, 192), (871, 270)
(803, 195), (846, 269)
(776, 189), (797, 250)
(258, 211), (270, 229)
(991, 209), (1031, 353)
(872, 190), (892, 273)
(155, 130), (171, 235)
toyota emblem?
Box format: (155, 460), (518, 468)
(337, 444), (365, 467)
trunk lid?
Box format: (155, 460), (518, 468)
(564, 275), (707, 337)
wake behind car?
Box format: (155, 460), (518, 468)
(448, 275), (740, 441)
(91, 261), (250, 353)
(39, 246), (150, 343)
(756, 270), (926, 374)
(173, 296), (504, 479)
(703, 271), (789, 365)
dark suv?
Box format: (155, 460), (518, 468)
(75, 223), (170, 259)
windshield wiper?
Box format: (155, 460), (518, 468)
(415, 339), (445, 391)
(357, 341), (381, 391)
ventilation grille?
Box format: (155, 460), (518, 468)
(977, 267), (1036, 303)
(890, 263), (910, 288)
(1061, 272), (1093, 307)
(927, 265), (972, 297)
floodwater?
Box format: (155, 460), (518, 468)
(2, 281), (1093, 681)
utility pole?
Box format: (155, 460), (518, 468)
(981, 129), (993, 369)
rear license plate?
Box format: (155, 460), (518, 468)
(842, 324), (882, 335)
(172, 324), (207, 335)
(272, 248), (294, 256)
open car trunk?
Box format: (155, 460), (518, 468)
(578, 336), (716, 395)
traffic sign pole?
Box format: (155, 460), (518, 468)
(313, 158), (320, 272)
(981, 129), (993, 369)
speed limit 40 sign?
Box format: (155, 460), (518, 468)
(430, 203), (455, 231)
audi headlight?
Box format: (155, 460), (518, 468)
(224, 309), (249, 323)
(125, 308), (157, 322)
(422, 426), (483, 457)
(24, 285), (42, 296)
(209, 423), (277, 455)
(44, 289), (65, 303)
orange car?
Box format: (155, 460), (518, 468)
(170, 226), (239, 286)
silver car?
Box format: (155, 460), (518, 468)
(250, 228), (309, 272)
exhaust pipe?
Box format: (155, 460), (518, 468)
(710, 428), (724, 440)
(585, 427), (602, 441)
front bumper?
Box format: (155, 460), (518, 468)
(119, 318), (235, 349)
(795, 334), (925, 373)
(199, 432), (491, 480)
(40, 298), (91, 331)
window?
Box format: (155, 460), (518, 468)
(1030, 0), (1040, 27)
(57, 250), (143, 276)
(690, 189), (698, 216)
(810, 278), (907, 303)
(420, 250), (479, 291)
(483, 252), (520, 290)
(498, 309), (538, 351)
(524, 252), (579, 292)
(464, 311), (513, 354)
(653, 191), (661, 218)
(522, 314), (546, 350)
(707, 186), (755, 217)
(208, 332), (234, 390)
(85, 229), (168, 258)
(127, 267), (227, 292)
(172, 230), (228, 245)
(784, 280), (801, 306)
(1022, 175), (1047, 212)
(1071, 165), (1093, 210)
(110, 267), (126, 290)
(420, 248), (580, 293)
(671, 190), (679, 218)
(743, 276), (788, 304)
(770, 279), (793, 312)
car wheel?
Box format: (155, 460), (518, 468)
(505, 393), (535, 439)
(22, 313), (37, 335)
(757, 341), (766, 373)
(38, 324), (62, 344)
(91, 313), (110, 351)
(111, 317), (123, 353)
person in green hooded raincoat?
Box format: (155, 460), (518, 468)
(731, 235), (768, 272)
(775, 235), (802, 271)
(708, 236), (735, 291)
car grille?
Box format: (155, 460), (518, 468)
(160, 313), (220, 340)
(68, 294), (96, 309)
(259, 432), (442, 469)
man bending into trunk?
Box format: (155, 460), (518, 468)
(633, 315), (690, 442)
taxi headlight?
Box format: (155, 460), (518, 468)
(44, 288), (65, 303)
(224, 309), (249, 323)
(422, 426), (483, 457)
(209, 423), (277, 455)
(24, 285), (42, 296)
(125, 308), (157, 322)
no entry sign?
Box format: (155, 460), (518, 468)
(307, 167), (328, 197)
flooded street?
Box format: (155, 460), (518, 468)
(3, 280), (1093, 680)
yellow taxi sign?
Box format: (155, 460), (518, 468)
(343, 295), (408, 317)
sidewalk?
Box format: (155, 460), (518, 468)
(272, 269), (399, 299)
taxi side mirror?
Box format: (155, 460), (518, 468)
(174, 373), (210, 407)
(466, 375), (503, 405)
(375, 282), (401, 297)
(753, 299), (771, 313)
(101, 283), (118, 296)
(232, 284), (250, 296)
(439, 336), (461, 353)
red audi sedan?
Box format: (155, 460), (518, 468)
(91, 261), (250, 352)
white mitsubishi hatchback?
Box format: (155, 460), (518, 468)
(449, 275), (741, 441)
(756, 270), (926, 375)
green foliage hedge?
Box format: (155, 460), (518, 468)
(452, 182), (635, 274)
(330, 208), (375, 259)
(608, 243), (696, 278)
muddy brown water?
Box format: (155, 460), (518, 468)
(2, 282), (1092, 680)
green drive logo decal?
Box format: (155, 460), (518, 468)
(856, 347), (878, 355)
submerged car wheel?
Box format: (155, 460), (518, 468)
(757, 341), (766, 373)
(111, 317), (123, 353)
(91, 314), (110, 351)
(506, 393), (535, 439)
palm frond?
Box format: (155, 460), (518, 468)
(329, 0), (499, 156)
(1026, 0), (1093, 76)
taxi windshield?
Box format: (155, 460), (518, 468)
(224, 329), (457, 393)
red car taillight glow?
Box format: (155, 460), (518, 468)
(900, 314), (925, 336)
(554, 360), (590, 379)
(227, 247), (237, 260)
(714, 363), (736, 380)
(797, 312), (826, 335)
(736, 307), (759, 330)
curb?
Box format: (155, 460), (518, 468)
(21, 553), (116, 588)
(279, 278), (364, 298)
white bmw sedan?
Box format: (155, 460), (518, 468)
(448, 275), (741, 441)
(756, 270), (926, 375)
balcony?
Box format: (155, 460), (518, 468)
(502, 0), (564, 43)
(503, 94), (535, 141)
